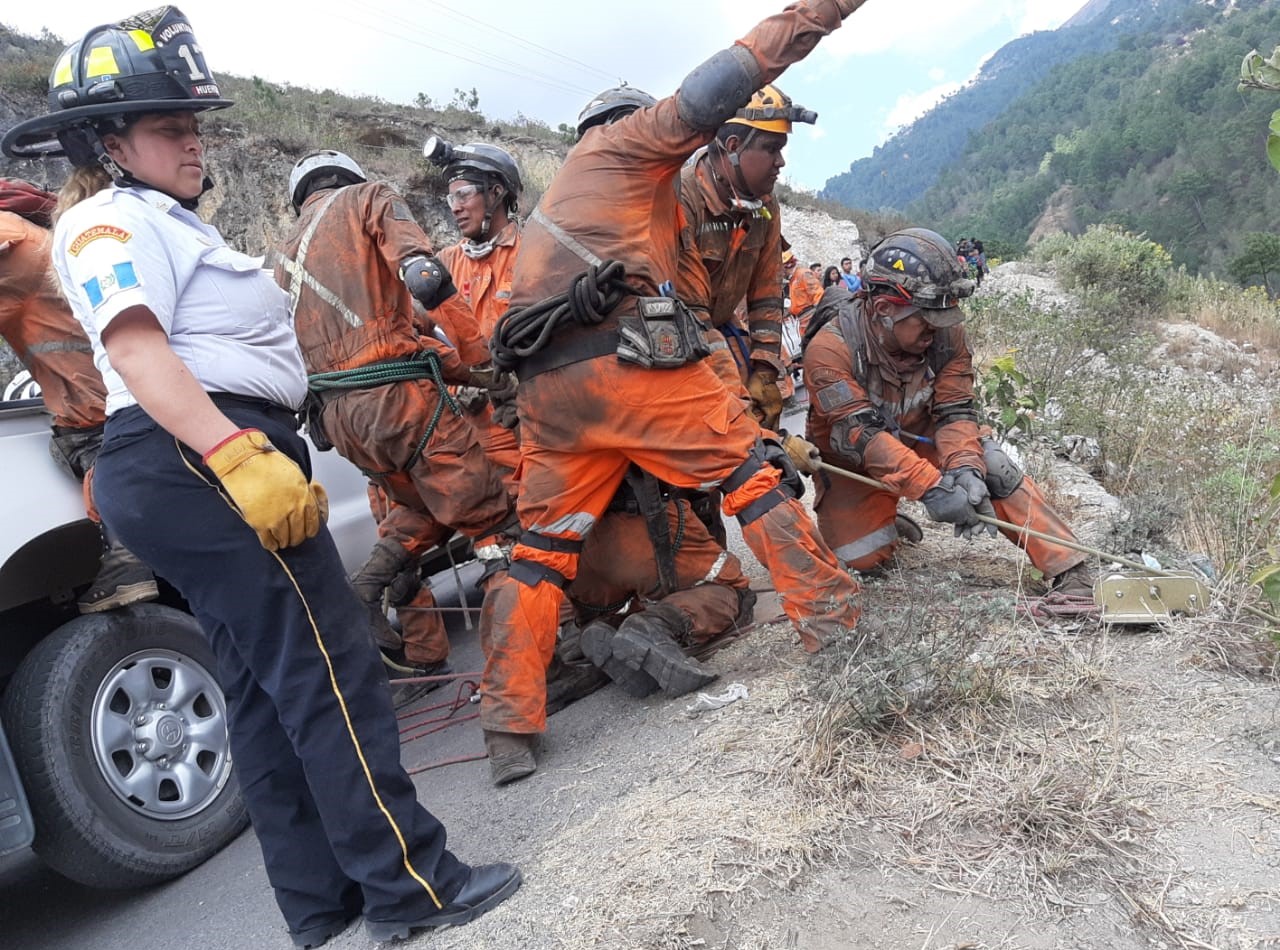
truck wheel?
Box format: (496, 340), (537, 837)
(0, 604), (248, 888)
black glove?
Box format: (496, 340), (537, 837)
(921, 473), (982, 535)
(946, 467), (998, 539)
(400, 255), (456, 309)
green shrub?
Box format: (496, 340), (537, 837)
(1032, 224), (1173, 318)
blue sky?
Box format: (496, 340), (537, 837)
(4, 0), (1077, 193)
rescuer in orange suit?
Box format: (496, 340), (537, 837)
(676, 84), (813, 431)
(568, 470), (756, 700)
(274, 151), (519, 688)
(802, 228), (1094, 592)
(433, 140), (523, 480)
(0, 180), (157, 613)
(784, 247), (824, 338)
(481, 0), (872, 786)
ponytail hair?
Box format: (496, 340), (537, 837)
(54, 165), (113, 224)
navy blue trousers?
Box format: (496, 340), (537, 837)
(93, 397), (468, 934)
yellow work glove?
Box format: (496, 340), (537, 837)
(782, 433), (822, 474)
(746, 369), (783, 431)
(203, 429), (325, 551)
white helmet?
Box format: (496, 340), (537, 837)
(288, 150), (366, 213)
(3, 370), (42, 402)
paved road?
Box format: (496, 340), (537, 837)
(0, 561), (500, 950)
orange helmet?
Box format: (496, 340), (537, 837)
(724, 84), (816, 135)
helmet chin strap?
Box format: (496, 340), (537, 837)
(92, 131), (209, 210)
(711, 142), (764, 211)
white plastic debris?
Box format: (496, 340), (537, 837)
(685, 682), (748, 713)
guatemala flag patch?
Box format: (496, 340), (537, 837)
(81, 261), (140, 311)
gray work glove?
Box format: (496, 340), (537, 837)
(946, 467), (999, 539)
(921, 472), (982, 536)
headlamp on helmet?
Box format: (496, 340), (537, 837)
(724, 84), (816, 136)
(861, 228), (976, 313)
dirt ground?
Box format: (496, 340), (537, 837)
(367, 448), (1280, 950)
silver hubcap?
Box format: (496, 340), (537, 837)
(91, 649), (232, 820)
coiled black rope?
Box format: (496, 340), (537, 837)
(491, 260), (629, 371)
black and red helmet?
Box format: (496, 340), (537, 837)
(1, 6), (232, 167)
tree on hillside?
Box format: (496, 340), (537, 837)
(1227, 232), (1280, 294)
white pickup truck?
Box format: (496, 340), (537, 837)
(0, 396), (378, 888)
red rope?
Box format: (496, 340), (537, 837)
(1017, 591), (1101, 623)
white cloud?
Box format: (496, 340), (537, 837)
(929, 67), (947, 82)
(883, 80), (962, 133)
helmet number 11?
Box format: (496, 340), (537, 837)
(177, 44), (207, 81)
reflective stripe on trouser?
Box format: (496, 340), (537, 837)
(480, 357), (861, 733)
(92, 403), (467, 932)
(816, 477), (903, 572)
(816, 466), (1085, 578)
(569, 500), (749, 644)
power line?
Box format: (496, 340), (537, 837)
(420, 0), (617, 84)
(331, 9), (599, 101)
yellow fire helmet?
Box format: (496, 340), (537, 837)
(724, 84), (817, 135)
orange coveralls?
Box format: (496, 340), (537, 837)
(803, 297), (1086, 576)
(438, 222), (522, 481)
(569, 495), (751, 644)
(0, 210), (107, 432)
(364, 484), (451, 666)
(274, 182), (513, 546)
(788, 265), (824, 337)
(677, 148), (784, 397)
(481, 0), (863, 737)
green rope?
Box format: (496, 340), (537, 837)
(307, 352), (463, 478)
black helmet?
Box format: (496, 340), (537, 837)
(288, 149), (367, 213)
(861, 228), (975, 317)
(428, 140), (522, 210)
(575, 85), (657, 139)
(1, 7), (232, 167)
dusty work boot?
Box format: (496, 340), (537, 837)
(381, 648), (452, 709)
(608, 605), (719, 699)
(483, 730), (537, 786)
(894, 513), (924, 545)
(1051, 562), (1096, 598)
(580, 620), (659, 698)
(77, 541), (159, 614)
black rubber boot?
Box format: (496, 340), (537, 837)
(579, 620), (659, 698)
(77, 541), (159, 614)
(608, 605), (718, 699)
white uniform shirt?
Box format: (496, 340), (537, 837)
(53, 186), (308, 415)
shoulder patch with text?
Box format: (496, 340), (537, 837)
(69, 225), (132, 256)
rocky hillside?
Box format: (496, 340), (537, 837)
(0, 22), (867, 392)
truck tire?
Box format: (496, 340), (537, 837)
(0, 604), (248, 888)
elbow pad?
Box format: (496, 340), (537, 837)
(400, 255), (457, 310)
(676, 45), (763, 132)
(829, 407), (887, 467)
(934, 399), (979, 428)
